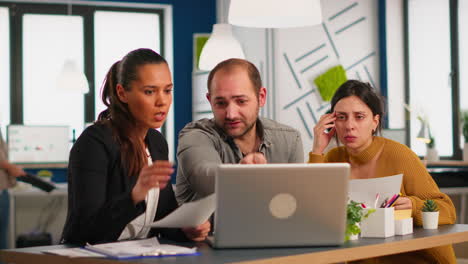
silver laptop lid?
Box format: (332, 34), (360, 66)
(213, 163), (350, 248)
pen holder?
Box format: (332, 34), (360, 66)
(395, 218), (413, 235)
(360, 207), (395, 238)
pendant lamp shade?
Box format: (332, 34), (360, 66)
(198, 23), (245, 71)
(57, 59), (89, 94)
(228, 0), (322, 28)
(416, 119), (431, 144)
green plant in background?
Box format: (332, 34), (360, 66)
(314, 65), (347, 102)
(195, 35), (210, 70)
(462, 110), (468, 143)
(422, 199), (439, 212)
(415, 114), (435, 148)
(345, 200), (375, 241)
(37, 169), (53, 178)
(427, 135), (435, 149)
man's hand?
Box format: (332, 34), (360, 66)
(240, 152), (267, 164)
(0, 161), (26, 178)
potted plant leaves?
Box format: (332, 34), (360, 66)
(462, 110), (468, 161)
(422, 199), (439, 229)
(425, 135), (439, 162)
(346, 200), (375, 241)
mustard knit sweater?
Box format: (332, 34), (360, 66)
(308, 136), (457, 264)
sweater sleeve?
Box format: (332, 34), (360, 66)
(397, 147), (456, 226)
(63, 127), (145, 244)
(308, 152), (326, 163)
(308, 147), (342, 163)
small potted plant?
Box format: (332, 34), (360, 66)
(422, 199), (439, 229)
(462, 110), (468, 161)
(425, 134), (439, 162)
(346, 200), (375, 241)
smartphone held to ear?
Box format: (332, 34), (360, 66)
(324, 109), (334, 133)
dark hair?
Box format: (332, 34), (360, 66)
(330, 80), (385, 135)
(97, 48), (167, 177)
(207, 58), (262, 96)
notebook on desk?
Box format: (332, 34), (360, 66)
(208, 163), (350, 248)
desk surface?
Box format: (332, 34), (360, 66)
(16, 163), (68, 169)
(2, 225), (468, 264)
(427, 160), (468, 167)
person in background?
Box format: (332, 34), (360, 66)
(0, 126), (26, 249)
(61, 48), (210, 245)
(176, 58), (304, 205)
(309, 80), (456, 263)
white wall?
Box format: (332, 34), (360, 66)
(214, 0), (401, 158)
(273, 0), (380, 156)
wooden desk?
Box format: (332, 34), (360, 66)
(17, 163), (68, 169)
(427, 161), (468, 167)
(1, 225), (468, 264)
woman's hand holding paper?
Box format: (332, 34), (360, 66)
(182, 221), (211, 242)
(392, 197), (412, 210)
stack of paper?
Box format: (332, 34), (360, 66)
(43, 195), (217, 259)
(44, 238), (198, 259)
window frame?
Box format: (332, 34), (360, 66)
(2, 1), (166, 134)
(403, 0), (462, 160)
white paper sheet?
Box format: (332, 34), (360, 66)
(348, 174), (403, 208)
(43, 238), (197, 259)
(146, 194), (215, 228)
(85, 237), (196, 258)
(43, 247), (106, 258)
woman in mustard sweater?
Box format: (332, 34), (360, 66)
(309, 80), (456, 263)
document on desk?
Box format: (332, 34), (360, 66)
(146, 193), (215, 228)
(43, 238), (198, 259)
(43, 247), (106, 258)
(85, 237), (197, 259)
(348, 174), (403, 208)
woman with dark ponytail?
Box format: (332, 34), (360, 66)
(62, 48), (210, 244)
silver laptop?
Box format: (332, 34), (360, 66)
(209, 163), (350, 248)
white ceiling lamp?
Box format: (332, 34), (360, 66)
(57, 59), (89, 94)
(56, 0), (89, 94)
(228, 0), (322, 28)
(198, 23), (245, 71)
(198, 0), (245, 71)
(416, 118), (431, 144)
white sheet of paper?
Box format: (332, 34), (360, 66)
(146, 194), (215, 228)
(85, 237), (196, 258)
(43, 248), (106, 258)
(348, 174), (403, 208)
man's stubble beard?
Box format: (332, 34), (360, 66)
(219, 105), (260, 139)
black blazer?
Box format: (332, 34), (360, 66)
(61, 123), (187, 244)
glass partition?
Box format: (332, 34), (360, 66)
(0, 7), (10, 138)
(408, 0), (453, 156)
(22, 14), (85, 139)
(94, 11), (160, 119)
